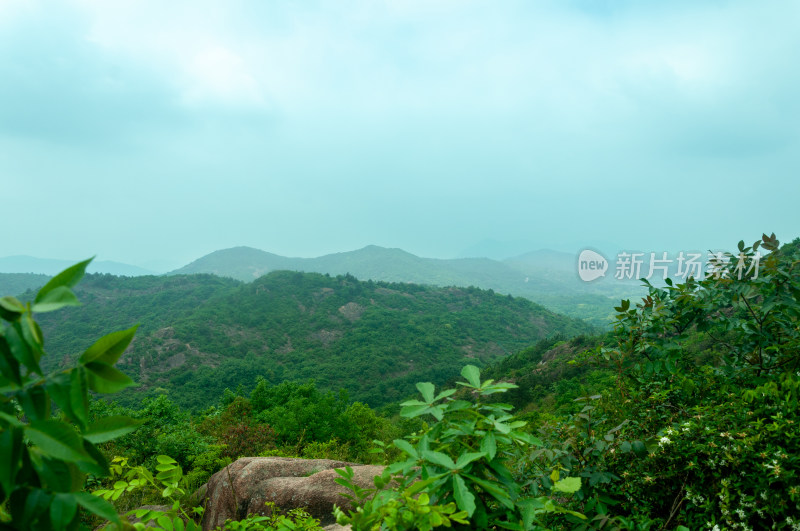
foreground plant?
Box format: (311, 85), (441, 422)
(334, 365), (584, 530)
(0, 259), (142, 529)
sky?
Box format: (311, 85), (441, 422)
(2, 0), (799, 271)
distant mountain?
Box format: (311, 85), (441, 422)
(0, 255), (155, 276)
(170, 246), (645, 327)
(36, 271), (593, 410)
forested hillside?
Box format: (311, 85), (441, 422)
(170, 245), (640, 327)
(36, 270), (592, 410)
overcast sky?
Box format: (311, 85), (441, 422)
(2, 0), (799, 271)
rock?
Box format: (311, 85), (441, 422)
(200, 457), (383, 530)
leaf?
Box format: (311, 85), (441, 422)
(553, 477), (582, 494)
(50, 493), (78, 528)
(459, 365), (481, 388)
(416, 382), (435, 403)
(400, 404), (430, 418)
(481, 431), (497, 460)
(0, 296), (25, 319)
(434, 388), (457, 401)
(392, 439), (418, 458)
(632, 440), (648, 456)
(35, 258), (92, 305)
(85, 362), (136, 393)
(80, 326), (138, 365)
(422, 450), (456, 470)
(84, 416), (143, 443)
(25, 420), (89, 463)
(32, 287), (81, 313)
(0, 426), (23, 496)
(452, 475), (476, 517)
(454, 452), (485, 470)
(70, 367), (89, 429)
(74, 492), (120, 525)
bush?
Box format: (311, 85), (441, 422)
(0, 259), (142, 529)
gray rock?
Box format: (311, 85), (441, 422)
(200, 457), (383, 530)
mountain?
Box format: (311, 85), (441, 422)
(0, 255), (155, 276)
(170, 246), (645, 327)
(36, 271), (593, 410)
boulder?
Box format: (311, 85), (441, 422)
(200, 457), (383, 530)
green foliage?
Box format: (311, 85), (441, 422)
(36, 271), (591, 410)
(333, 467), (469, 531)
(0, 259), (141, 530)
(215, 502), (322, 531)
(95, 455), (203, 531)
(335, 365), (585, 530)
(527, 235), (800, 529)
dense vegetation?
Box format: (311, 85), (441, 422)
(2, 234), (798, 529)
(34, 271), (591, 409)
(171, 245), (639, 327)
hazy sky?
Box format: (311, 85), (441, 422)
(2, 0), (799, 271)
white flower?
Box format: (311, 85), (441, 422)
(659, 436), (672, 447)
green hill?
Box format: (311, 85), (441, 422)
(170, 246), (644, 327)
(35, 271), (593, 410)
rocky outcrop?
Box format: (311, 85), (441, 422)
(200, 457), (383, 530)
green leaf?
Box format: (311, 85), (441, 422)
(84, 416), (143, 443)
(80, 326), (138, 365)
(400, 404), (430, 418)
(50, 493), (78, 528)
(35, 258), (92, 305)
(0, 296), (25, 319)
(32, 286), (81, 313)
(25, 420), (89, 463)
(452, 474), (476, 517)
(632, 440), (648, 456)
(422, 450), (456, 470)
(553, 477), (581, 494)
(392, 439), (418, 458)
(74, 492), (120, 525)
(70, 367), (89, 429)
(0, 426), (23, 496)
(454, 452), (485, 470)
(434, 388), (457, 401)
(85, 362), (136, 393)
(157, 455), (178, 465)
(416, 382), (435, 403)
(460, 365), (481, 388)
(481, 431), (497, 460)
